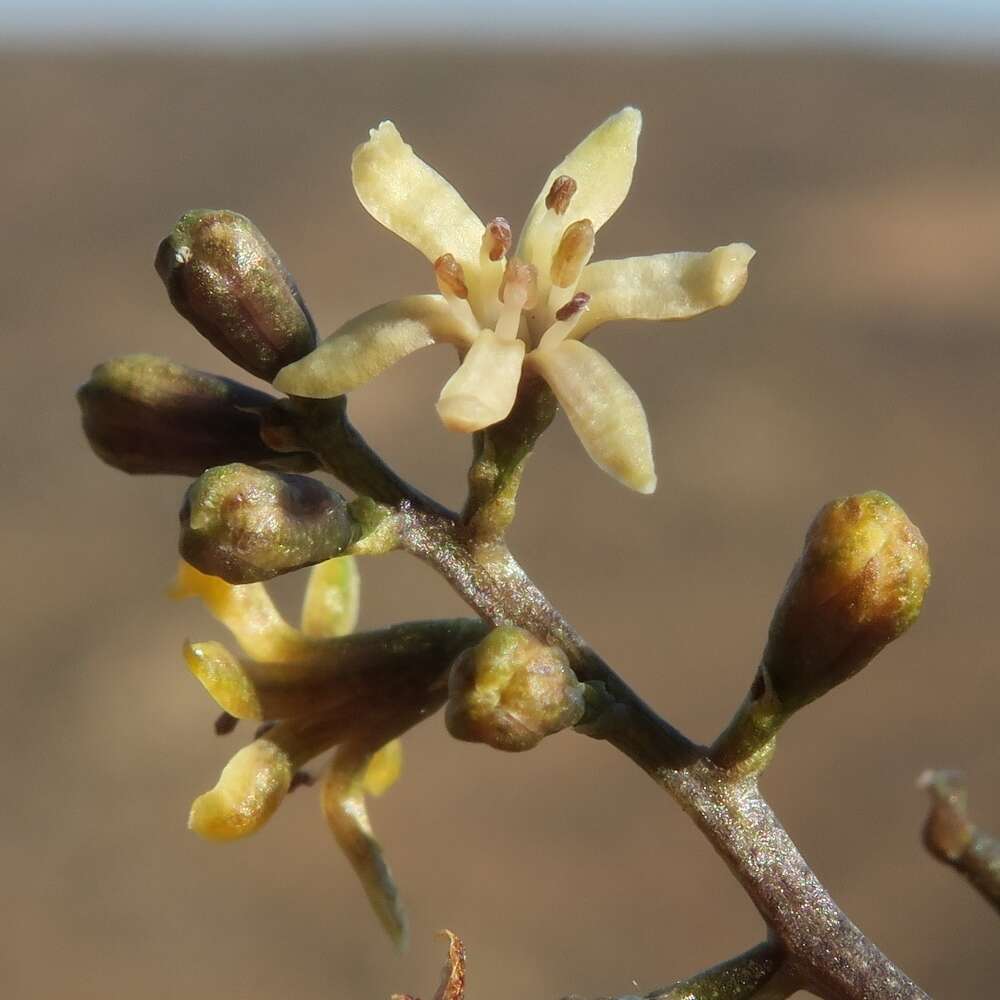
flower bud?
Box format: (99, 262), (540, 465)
(77, 354), (316, 477)
(180, 464), (360, 584)
(156, 210), (316, 380)
(762, 491), (930, 712)
(445, 626), (585, 752)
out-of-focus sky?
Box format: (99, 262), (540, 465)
(4, 0), (1000, 51)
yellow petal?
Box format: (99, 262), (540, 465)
(352, 121), (484, 270)
(573, 244), (755, 339)
(173, 560), (309, 663)
(184, 640), (263, 719)
(274, 295), (472, 399)
(188, 738), (293, 841)
(518, 108), (642, 273)
(323, 742), (408, 950)
(527, 340), (656, 494)
(301, 556), (361, 638)
(436, 330), (526, 433)
(362, 738), (402, 797)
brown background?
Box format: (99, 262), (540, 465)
(2, 46), (998, 999)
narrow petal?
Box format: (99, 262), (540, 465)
(518, 108), (642, 269)
(274, 296), (471, 399)
(188, 738), (293, 841)
(184, 640), (264, 719)
(363, 738), (403, 797)
(188, 715), (346, 841)
(527, 340), (656, 493)
(172, 560), (311, 663)
(353, 121), (484, 270)
(436, 330), (526, 433)
(301, 556), (360, 638)
(323, 740), (409, 949)
(573, 244), (756, 339)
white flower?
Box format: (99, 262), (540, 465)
(275, 108), (754, 494)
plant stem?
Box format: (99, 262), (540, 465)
(291, 401), (930, 1000)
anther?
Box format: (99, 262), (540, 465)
(434, 253), (469, 300)
(545, 175), (577, 216)
(495, 257), (538, 341)
(481, 217), (512, 262)
(214, 711), (238, 736)
(254, 720), (277, 740)
(289, 770), (315, 791)
(550, 219), (595, 288)
(555, 292), (591, 322)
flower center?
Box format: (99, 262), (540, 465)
(432, 174), (594, 351)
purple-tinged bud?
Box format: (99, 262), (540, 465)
(445, 626), (585, 752)
(155, 210), (316, 381)
(77, 354), (316, 477)
(180, 464), (360, 584)
(762, 491), (930, 712)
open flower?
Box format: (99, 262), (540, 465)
(173, 556), (485, 948)
(275, 108), (754, 493)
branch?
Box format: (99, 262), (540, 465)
(919, 769), (1000, 914)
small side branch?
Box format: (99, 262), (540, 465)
(919, 769), (1000, 914)
(570, 940), (795, 1000)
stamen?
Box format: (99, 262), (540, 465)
(496, 258), (538, 341)
(434, 253), (469, 299)
(481, 217), (512, 262)
(550, 219), (595, 288)
(545, 175), (577, 216)
(537, 292), (591, 351)
(214, 711), (238, 736)
(433, 253), (480, 337)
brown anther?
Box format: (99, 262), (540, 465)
(550, 219), (595, 287)
(434, 253), (469, 300)
(214, 711), (238, 736)
(498, 257), (539, 310)
(254, 720), (277, 739)
(482, 217), (512, 261)
(289, 770), (315, 791)
(545, 175), (577, 215)
(555, 292), (591, 322)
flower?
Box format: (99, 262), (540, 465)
(172, 556), (485, 948)
(275, 108), (754, 493)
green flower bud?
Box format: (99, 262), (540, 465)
(77, 354), (316, 477)
(762, 491), (930, 712)
(180, 464), (360, 584)
(445, 626), (585, 752)
(156, 210), (316, 381)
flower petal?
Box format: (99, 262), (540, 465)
(573, 244), (756, 339)
(301, 556), (360, 638)
(527, 340), (656, 493)
(323, 740), (409, 950)
(172, 560), (312, 663)
(274, 295), (471, 399)
(518, 107), (642, 270)
(353, 121), (484, 270)
(436, 330), (526, 433)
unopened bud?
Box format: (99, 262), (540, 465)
(180, 464), (360, 584)
(77, 354), (315, 477)
(445, 626), (585, 752)
(155, 210), (317, 381)
(762, 491), (930, 712)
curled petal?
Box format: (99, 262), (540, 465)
(323, 741), (409, 949)
(173, 560), (313, 663)
(573, 244), (756, 339)
(274, 296), (471, 399)
(352, 121), (484, 270)
(188, 738), (294, 841)
(301, 556), (361, 638)
(436, 330), (526, 433)
(527, 340), (656, 494)
(518, 107), (642, 271)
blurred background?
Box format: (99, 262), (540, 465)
(3, 2), (999, 997)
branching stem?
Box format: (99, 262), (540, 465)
(286, 395), (930, 1000)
